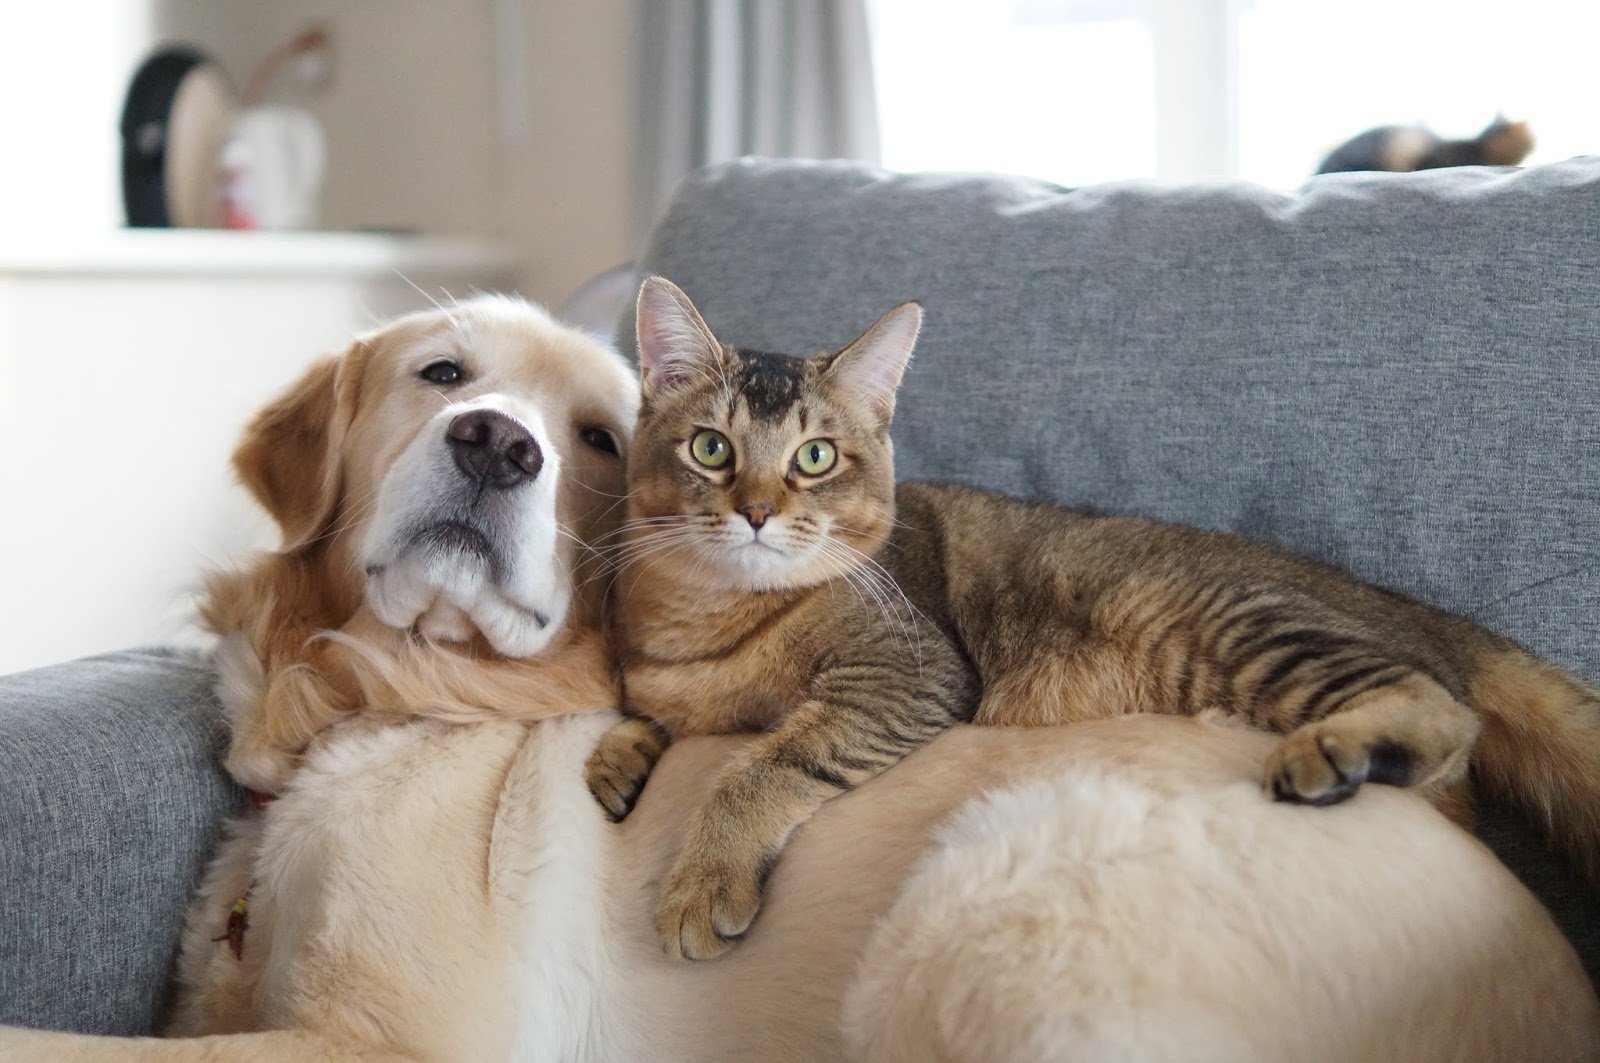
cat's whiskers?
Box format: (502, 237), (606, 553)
(552, 521), (591, 551)
(595, 518), (689, 549)
(857, 558), (931, 652)
(616, 531), (718, 605)
(825, 533), (927, 615)
(612, 523), (707, 557)
(574, 480), (635, 511)
(832, 516), (918, 537)
(822, 562), (884, 648)
(573, 480), (631, 498)
(813, 537), (924, 666)
(826, 534), (928, 655)
(595, 529), (701, 573)
(579, 485), (641, 535)
(594, 516), (698, 545)
(585, 524), (705, 587)
(824, 554), (894, 634)
(559, 519), (622, 592)
(855, 580), (923, 668)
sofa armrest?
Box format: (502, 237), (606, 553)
(0, 648), (242, 1035)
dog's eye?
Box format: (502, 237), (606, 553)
(579, 426), (620, 456)
(418, 360), (465, 386)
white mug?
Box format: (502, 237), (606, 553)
(223, 106), (325, 230)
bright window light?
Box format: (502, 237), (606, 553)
(870, 0), (1600, 189)
(1238, 0), (1600, 187)
(868, 0), (1157, 187)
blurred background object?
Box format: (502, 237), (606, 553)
(1318, 116), (1535, 175)
(221, 104), (326, 229)
(119, 46), (236, 228)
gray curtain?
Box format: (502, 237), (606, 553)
(634, 0), (880, 240)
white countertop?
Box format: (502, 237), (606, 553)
(0, 228), (523, 279)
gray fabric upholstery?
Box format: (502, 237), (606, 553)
(0, 649), (241, 1034)
(637, 157), (1600, 680)
(635, 157), (1600, 980)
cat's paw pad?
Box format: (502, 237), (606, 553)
(655, 857), (764, 961)
(584, 718), (671, 822)
(1264, 723), (1412, 806)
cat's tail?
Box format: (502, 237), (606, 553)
(1466, 645), (1600, 885)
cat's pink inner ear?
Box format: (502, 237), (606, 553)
(636, 276), (722, 395)
(829, 302), (922, 420)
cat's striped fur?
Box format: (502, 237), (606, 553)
(586, 277), (1600, 961)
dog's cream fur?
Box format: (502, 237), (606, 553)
(8, 716), (1597, 1061)
(3, 299), (1596, 1062)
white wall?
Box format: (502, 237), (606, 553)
(505, 1), (638, 305)
(0, 3), (155, 239)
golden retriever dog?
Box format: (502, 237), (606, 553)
(2, 299), (1596, 1062)
(205, 294), (634, 797)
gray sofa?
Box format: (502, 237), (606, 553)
(3, 157), (1597, 1035)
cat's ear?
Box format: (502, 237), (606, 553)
(635, 276), (724, 398)
(822, 301), (921, 425)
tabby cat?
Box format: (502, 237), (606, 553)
(586, 276), (1600, 961)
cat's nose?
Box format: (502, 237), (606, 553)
(738, 503), (775, 529)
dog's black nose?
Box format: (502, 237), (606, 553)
(447, 409), (543, 489)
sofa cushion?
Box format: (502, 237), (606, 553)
(0, 649), (241, 1034)
(634, 157), (1600, 684)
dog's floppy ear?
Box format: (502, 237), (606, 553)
(234, 341), (369, 551)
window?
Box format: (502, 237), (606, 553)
(869, 0), (1598, 188)
(1237, 0), (1600, 187)
(869, 0), (1160, 186)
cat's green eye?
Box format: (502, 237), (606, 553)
(690, 429), (732, 469)
(794, 438), (837, 476)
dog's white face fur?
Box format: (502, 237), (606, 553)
(341, 300), (631, 655)
(355, 390), (567, 652)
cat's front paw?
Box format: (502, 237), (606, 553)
(584, 716), (672, 821)
(1263, 721), (1414, 806)
(655, 853), (765, 960)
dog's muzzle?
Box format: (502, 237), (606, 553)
(359, 396), (569, 657)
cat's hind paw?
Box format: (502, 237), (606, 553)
(584, 716), (671, 821)
(1263, 722), (1413, 806)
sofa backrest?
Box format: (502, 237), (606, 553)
(632, 157), (1600, 681)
